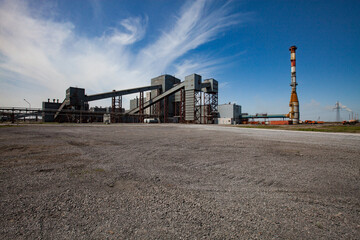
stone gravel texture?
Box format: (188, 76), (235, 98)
(0, 124), (359, 239)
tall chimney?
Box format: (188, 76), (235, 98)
(289, 46), (299, 124)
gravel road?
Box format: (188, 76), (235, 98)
(1, 124), (359, 239)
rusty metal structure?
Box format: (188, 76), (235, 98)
(288, 45), (300, 124)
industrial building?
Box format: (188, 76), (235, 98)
(41, 73), (219, 124)
(218, 103), (242, 124)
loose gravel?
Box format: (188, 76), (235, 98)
(0, 124), (359, 239)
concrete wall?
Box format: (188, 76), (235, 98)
(218, 103), (242, 124)
(218, 118), (235, 125)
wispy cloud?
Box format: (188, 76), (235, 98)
(90, 0), (102, 21)
(219, 82), (230, 88)
(104, 17), (148, 45)
(0, 0), (248, 108)
(303, 99), (321, 109)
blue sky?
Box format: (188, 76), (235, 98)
(0, 0), (359, 121)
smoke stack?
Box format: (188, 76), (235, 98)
(288, 46), (299, 124)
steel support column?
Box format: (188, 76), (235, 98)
(210, 93), (218, 113)
(118, 96), (122, 113)
(117, 96), (122, 122)
(194, 91), (201, 124)
(111, 91), (124, 123)
(180, 89), (185, 123)
(164, 96), (168, 123)
(11, 109), (14, 123)
(204, 92), (211, 124)
(111, 90), (116, 123)
(202, 92), (218, 124)
(210, 93), (218, 123)
(139, 91), (144, 123)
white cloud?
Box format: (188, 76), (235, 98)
(0, 0), (246, 108)
(104, 17), (147, 45)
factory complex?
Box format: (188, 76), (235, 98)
(1, 46), (300, 125)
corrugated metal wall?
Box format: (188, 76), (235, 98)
(185, 90), (195, 121)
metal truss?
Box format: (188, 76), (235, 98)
(194, 91), (202, 124)
(111, 94), (123, 123)
(203, 92), (218, 124)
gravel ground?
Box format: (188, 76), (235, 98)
(0, 124), (359, 239)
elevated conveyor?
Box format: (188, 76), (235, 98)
(52, 85), (162, 121)
(54, 99), (67, 120)
(85, 85), (161, 102)
(127, 82), (185, 114)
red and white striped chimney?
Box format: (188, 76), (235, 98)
(289, 46), (299, 124)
